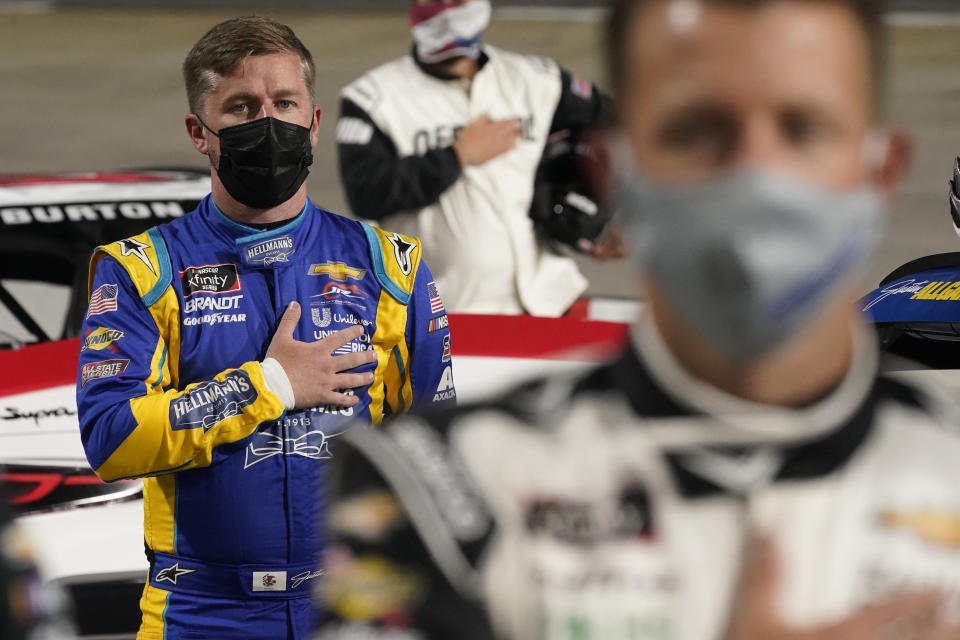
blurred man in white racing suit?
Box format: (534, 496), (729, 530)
(337, 0), (618, 316)
(316, 0), (960, 639)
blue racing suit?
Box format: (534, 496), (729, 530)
(75, 195), (456, 639)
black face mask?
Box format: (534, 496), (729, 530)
(198, 115), (314, 209)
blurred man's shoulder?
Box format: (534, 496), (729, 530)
(341, 55), (419, 114)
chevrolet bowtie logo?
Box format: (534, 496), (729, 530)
(155, 562), (197, 585)
(881, 510), (960, 549)
(308, 262), (367, 281)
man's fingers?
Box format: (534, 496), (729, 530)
(276, 301), (302, 338)
(317, 325), (364, 353)
(323, 391), (362, 407)
(917, 621), (960, 640)
(857, 591), (942, 631)
(333, 372), (376, 391)
(331, 348), (378, 372)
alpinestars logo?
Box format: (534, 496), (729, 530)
(155, 562), (196, 585)
(119, 238), (155, 275)
(387, 233), (416, 276)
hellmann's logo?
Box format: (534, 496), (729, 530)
(81, 327), (124, 351)
(910, 281), (960, 301)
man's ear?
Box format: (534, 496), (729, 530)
(310, 105), (323, 147)
(185, 114), (209, 154)
(872, 128), (912, 202)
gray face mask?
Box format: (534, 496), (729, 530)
(619, 166), (885, 361)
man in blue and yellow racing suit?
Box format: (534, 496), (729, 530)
(75, 15), (455, 640)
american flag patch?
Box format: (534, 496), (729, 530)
(427, 281), (444, 314)
(87, 284), (119, 317)
(571, 75), (593, 100)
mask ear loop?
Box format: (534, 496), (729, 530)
(193, 114), (220, 138)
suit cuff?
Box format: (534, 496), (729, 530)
(261, 358), (295, 410)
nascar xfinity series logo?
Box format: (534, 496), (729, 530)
(170, 371), (257, 432)
(243, 235), (294, 267)
(180, 263), (241, 297)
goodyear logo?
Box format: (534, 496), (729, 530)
(82, 327), (124, 351)
(910, 281), (960, 301)
(308, 262), (366, 281)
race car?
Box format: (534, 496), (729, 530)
(0, 169), (634, 637)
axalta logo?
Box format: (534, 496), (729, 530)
(243, 235), (294, 267)
(180, 263), (241, 298)
(81, 327), (124, 351)
(308, 262), (366, 281)
(433, 365), (455, 402)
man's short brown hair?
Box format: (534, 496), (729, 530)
(183, 15), (316, 115)
(606, 0), (885, 104)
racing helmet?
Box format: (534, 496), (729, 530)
(529, 127), (613, 253)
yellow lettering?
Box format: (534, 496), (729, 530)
(912, 282), (941, 300)
(938, 282), (960, 301)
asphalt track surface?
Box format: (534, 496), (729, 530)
(3, 7), (960, 302)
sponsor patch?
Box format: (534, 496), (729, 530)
(571, 75), (593, 100)
(243, 234), (294, 267)
(312, 305), (333, 328)
(87, 283), (119, 317)
(427, 314), (448, 333)
(908, 280), (960, 302)
(433, 365), (455, 402)
(427, 281), (444, 314)
(880, 509), (960, 549)
(313, 328), (372, 354)
(253, 571), (287, 592)
(308, 261), (367, 281)
(81, 327), (124, 352)
(180, 263), (241, 298)
(387, 233), (416, 276)
(442, 334), (452, 363)
(80, 358), (129, 387)
(169, 370), (258, 432)
(155, 562), (196, 586)
(318, 282), (368, 302)
(118, 238), (155, 275)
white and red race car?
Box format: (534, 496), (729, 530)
(0, 170), (636, 638)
